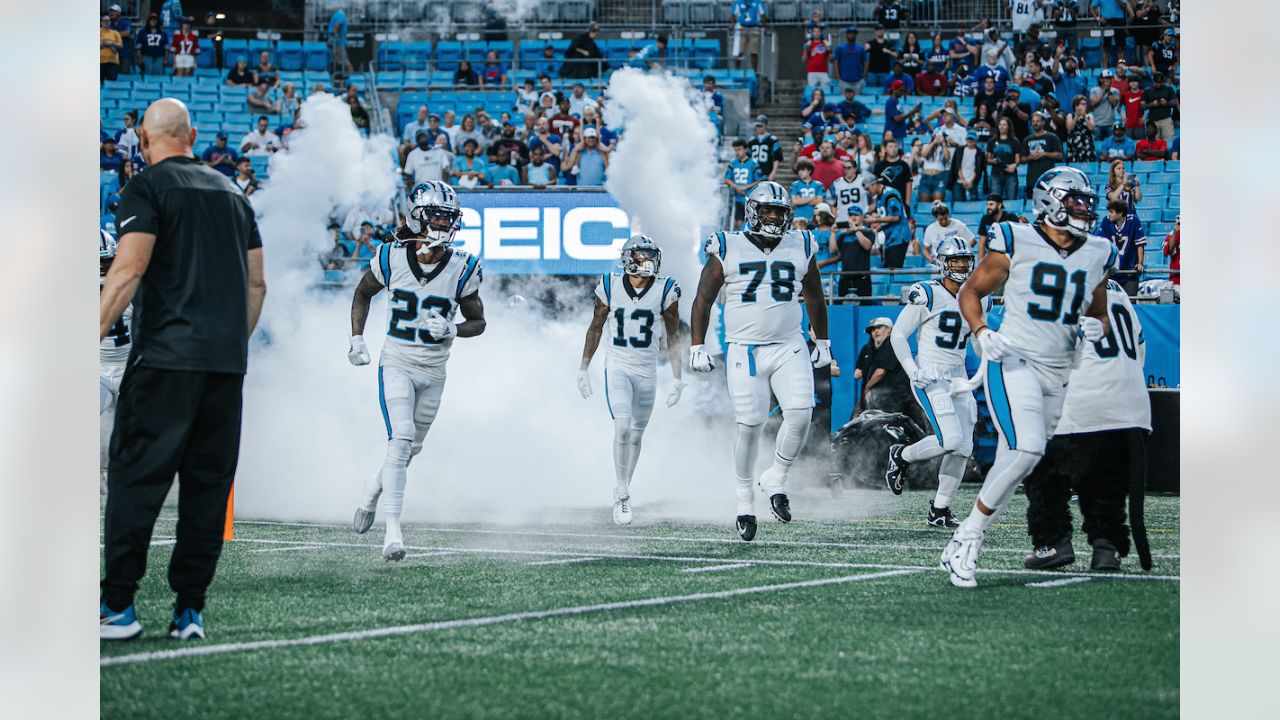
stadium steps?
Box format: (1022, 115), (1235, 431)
(755, 79), (807, 187)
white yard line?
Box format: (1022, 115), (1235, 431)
(525, 557), (602, 567)
(1026, 576), (1095, 589)
(405, 551), (456, 559)
(100, 568), (923, 668)
(247, 545), (323, 554)
(681, 563), (752, 574)
(224, 536), (1181, 582)
(231, 520), (1181, 560)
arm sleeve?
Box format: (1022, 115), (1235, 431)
(593, 274), (609, 305)
(458, 255), (483, 298)
(660, 279), (682, 312)
(890, 302), (928, 378)
(114, 175), (159, 236)
(244, 200), (263, 250)
(986, 222), (1010, 254)
(369, 243), (389, 286)
(703, 232), (725, 260)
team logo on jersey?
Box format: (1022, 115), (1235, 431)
(907, 288), (922, 304)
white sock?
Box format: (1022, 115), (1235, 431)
(734, 423), (762, 514)
(903, 436), (946, 464)
(624, 424), (645, 490)
(612, 418), (632, 495)
(934, 454), (968, 509)
(384, 515), (403, 547)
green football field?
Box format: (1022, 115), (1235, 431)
(100, 487), (1179, 720)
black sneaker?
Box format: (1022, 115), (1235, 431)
(769, 494), (792, 523)
(926, 502), (960, 528)
(885, 444), (907, 495)
(735, 515), (757, 542)
(1024, 537), (1076, 570)
(1090, 539), (1122, 571)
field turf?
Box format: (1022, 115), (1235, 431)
(100, 487), (1179, 719)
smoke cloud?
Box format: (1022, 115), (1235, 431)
(604, 68), (723, 319)
(236, 89), (739, 528)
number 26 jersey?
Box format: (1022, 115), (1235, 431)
(705, 229), (818, 345)
(987, 221), (1117, 368)
(594, 273), (681, 377)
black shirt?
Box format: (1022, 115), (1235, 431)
(745, 133), (783, 177)
(1143, 84), (1176, 121)
(226, 67), (255, 85)
(866, 340), (908, 391)
(873, 158), (912, 198)
(1021, 131), (1063, 189)
(115, 155), (263, 374)
(978, 209), (1020, 241)
(837, 228), (873, 277)
(868, 37), (894, 73)
(874, 2), (906, 29)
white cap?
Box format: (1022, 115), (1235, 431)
(583, 127), (598, 138)
(865, 316), (893, 332)
(814, 202), (834, 216)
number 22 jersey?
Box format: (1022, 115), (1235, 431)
(369, 241), (482, 373)
(594, 273), (681, 377)
(986, 221), (1117, 368)
(705, 229), (818, 345)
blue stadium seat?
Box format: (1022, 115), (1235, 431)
(376, 70), (405, 88)
(403, 41), (432, 70)
(222, 39), (251, 66)
(463, 41), (488, 65)
(377, 41), (404, 71)
(277, 41), (304, 71)
(278, 70), (304, 85)
(194, 67), (221, 79)
(693, 38), (721, 69)
(197, 38), (216, 68)
(1163, 159), (1180, 172)
(303, 42), (329, 71)
(436, 41), (463, 71)
(403, 70), (429, 88)
(247, 40), (274, 62)
(487, 41), (514, 65)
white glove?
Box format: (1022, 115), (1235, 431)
(348, 335), (370, 366)
(666, 381), (687, 407)
(1080, 316), (1105, 342)
(576, 369), (592, 399)
(810, 338), (832, 369)
(422, 311), (457, 342)
(690, 344), (715, 373)
(911, 367), (935, 389)
(975, 328), (1010, 362)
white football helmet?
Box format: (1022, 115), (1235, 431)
(933, 236), (975, 283)
(406, 181), (462, 249)
(100, 228), (118, 284)
(1031, 166), (1098, 238)
(621, 234), (661, 277)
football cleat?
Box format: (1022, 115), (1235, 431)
(1024, 537), (1076, 570)
(383, 541), (406, 562)
(941, 527), (984, 588)
(768, 493), (792, 523)
(885, 444), (907, 495)
(735, 515), (758, 542)
(100, 602), (142, 641)
(353, 474), (382, 534)
(613, 493), (633, 526)
(168, 607), (205, 641)
(926, 502), (960, 528)
(1090, 538), (1122, 571)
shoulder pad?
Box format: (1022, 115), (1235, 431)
(906, 282), (934, 309)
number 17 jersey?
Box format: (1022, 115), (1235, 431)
(705, 229), (818, 345)
(595, 273), (681, 377)
(987, 221), (1117, 368)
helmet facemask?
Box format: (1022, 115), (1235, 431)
(409, 203), (462, 252)
(940, 253), (974, 283)
(747, 200), (793, 240)
(1048, 187), (1097, 238)
(625, 248), (659, 277)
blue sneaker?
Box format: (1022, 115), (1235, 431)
(168, 607), (205, 641)
(100, 603), (142, 641)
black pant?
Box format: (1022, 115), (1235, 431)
(1024, 429), (1146, 555)
(881, 243), (909, 270)
(100, 62), (119, 84)
(101, 365), (244, 612)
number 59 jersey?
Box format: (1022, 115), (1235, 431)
(370, 242), (482, 373)
(594, 273), (681, 377)
(987, 221), (1117, 368)
(905, 280), (991, 370)
(706, 229), (818, 345)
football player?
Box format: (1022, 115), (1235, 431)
(347, 181), (486, 561)
(885, 236), (990, 527)
(689, 181), (832, 542)
(577, 235), (685, 525)
(99, 229), (132, 494)
(943, 166), (1117, 588)
(1022, 279), (1152, 572)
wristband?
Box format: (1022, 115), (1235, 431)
(972, 325), (989, 337)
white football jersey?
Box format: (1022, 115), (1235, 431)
(830, 175), (871, 224)
(369, 241), (483, 373)
(594, 273), (681, 377)
(986, 221), (1117, 368)
(706, 229), (818, 345)
(100, 304), (133, 366)
(905, 280), (992, 369)
(1055, 281), (1151, 434)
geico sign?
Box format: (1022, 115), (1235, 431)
(451, 206), (631, 261)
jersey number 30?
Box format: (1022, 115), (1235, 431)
(739, 261), (796, 303)
(388, 289), (453, 344)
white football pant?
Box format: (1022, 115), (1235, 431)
(905, 372), (977, 509)
(604, 367), (656, 496)
(375, 363), (446, 522)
